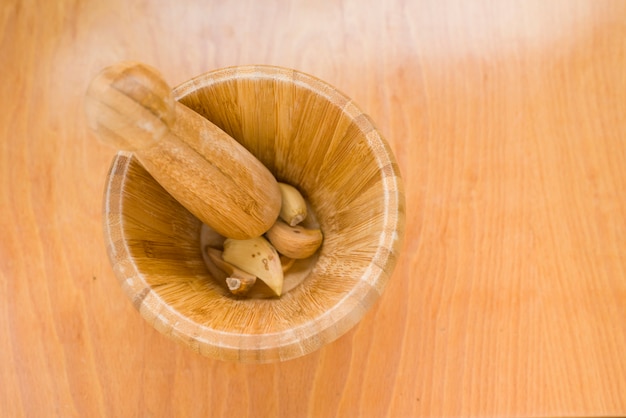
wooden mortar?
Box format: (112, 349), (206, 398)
(100, 65), (405, 362)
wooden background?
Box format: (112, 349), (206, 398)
(2, 0), (625, 416)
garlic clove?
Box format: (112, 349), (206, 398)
(280, 254), (296, 273)
(265, 219), (323, 259)
(206, 247), (257, 295)
(278, 182), (307, 226)
(222, 236), (284, 296)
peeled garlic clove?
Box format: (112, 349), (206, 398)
(206, 247), (257, 295)
(222, 237), (283, 296)
(278, 182), (307, 226)
(265, 219), (323, 259)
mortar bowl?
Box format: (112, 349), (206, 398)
(103, 65), (405, 362)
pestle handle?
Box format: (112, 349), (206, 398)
(85, 62), (281, 240)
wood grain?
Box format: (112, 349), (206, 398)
(102, 65), (403, 362)
(85, 62), (282, 240)
(1, 0), (625, 416)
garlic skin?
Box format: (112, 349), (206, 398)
(277, 182), (307, 226)
(226, 277), (251, 295)
(222, 236), (284, 296)
(206, 247), (257, 295)
(265, 219), (323, 259)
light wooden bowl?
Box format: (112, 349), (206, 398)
(103, 65), (405, 363)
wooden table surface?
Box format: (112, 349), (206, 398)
(2, 0), (625, 416)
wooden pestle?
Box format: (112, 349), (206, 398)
(85, 62), (281, 240)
